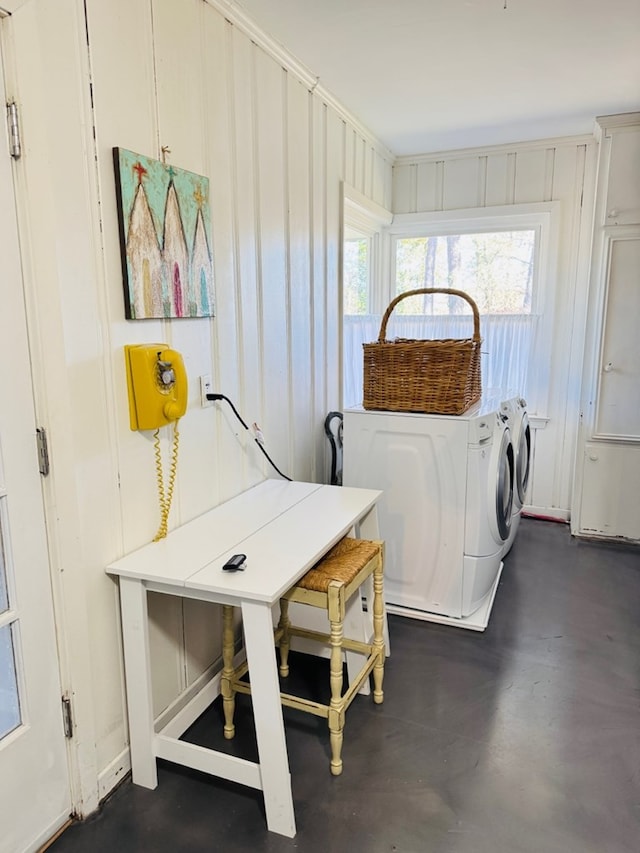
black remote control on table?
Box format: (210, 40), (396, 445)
(222, 554), (247, 572)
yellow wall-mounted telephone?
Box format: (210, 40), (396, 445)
(125, 344), (188, 431)
(125, 344), (188, 541)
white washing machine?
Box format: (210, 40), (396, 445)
(499, 395), (530, 557)
(343, 396), (514, 631)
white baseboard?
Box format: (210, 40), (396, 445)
(97, 748), (131, 803)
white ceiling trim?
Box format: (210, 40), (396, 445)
(394, 132), (596, 166)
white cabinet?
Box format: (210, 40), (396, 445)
(600, 121), (640, 226)
(580, 443), (640, 540)
(574, 113), (640, 541)
(594, 229), (640, 439)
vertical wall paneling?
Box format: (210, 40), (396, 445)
(364, 144), (374, 200)
(199, 11), (236, 505)
(416, 161), (439, 212)
(347, 126), (357, 190)
(287, 76), (314, 480)
(477, 156), (488, 207)
(485, 153), (511, 206)
(536, 144), (587, 511)
(147, 592), (186, 712)
(227, 24), (262, 490)
(442, 157), (483, 210)
(324, 109), (345, 410)
(543, 147), (556, 202)
(513, 147), (548, 204)
(354, 134), (365, 195)
(506, 152), (517, 204)
(371, 149), (385, 207)
(253, 47), (291, 476)
(392, 163), (416, 214)
(310, 98), (328, 481)
(153, 0), (214, 523)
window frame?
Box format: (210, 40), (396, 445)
(342, 184), (392, 316)
(384, 202), (560, 416)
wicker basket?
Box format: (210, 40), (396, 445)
(362, 287), (482, 415)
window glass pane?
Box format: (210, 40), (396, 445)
(0, 623), (21, 739)
(343, 237), (370, 315)
(395, 230), (536, 314)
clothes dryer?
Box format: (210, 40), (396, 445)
(499, 396), (530, 557)
(343, 397), (514, 630)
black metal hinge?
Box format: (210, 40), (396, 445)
(36, 428), (50, 476)
(61, 695), (73, 739)
(6, 101), (21, 159)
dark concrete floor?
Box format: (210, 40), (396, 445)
(50, 518), (640, 853)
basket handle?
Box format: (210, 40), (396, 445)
(377, 288), (481, 343)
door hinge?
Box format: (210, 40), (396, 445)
(6, 101), (21, 159)
(36, 427), (50, 476)
(61, 695), (73, 739)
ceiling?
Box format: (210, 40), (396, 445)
(233, 0), (640, 157)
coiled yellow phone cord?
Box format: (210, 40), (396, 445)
(152, 420), (180, 541)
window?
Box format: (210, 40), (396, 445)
(343, 231), (371, 315)
(342, 202), (559, 415)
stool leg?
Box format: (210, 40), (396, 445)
(221, 604), (236, 739)
(277, 598), (291, 677)
(372, 555), (385, 705)
(328, 583), (345, 776)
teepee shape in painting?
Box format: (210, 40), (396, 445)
(126, 175), (164, 319)
(163, 180), (190, 318)
(192, 202), (213, 317)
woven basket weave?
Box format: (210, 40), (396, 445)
(298, 538), (381, 593)
(362, 287), (482, 416)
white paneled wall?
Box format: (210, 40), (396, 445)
(393, 138), (597, 518)
(5, 0), (392, 809)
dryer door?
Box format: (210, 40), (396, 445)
(494, 426), (515, 541)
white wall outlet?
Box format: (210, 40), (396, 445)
(200, 374), (213, 407)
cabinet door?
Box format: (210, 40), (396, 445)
(603, 126), (640, 226)
(580, 443), (640, 539)
(595, 231), (640, 439)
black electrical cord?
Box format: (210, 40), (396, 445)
(206, 393), (292, 481)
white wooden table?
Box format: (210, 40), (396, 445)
(106, 480), (382, 838)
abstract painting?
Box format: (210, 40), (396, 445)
(113, 147), (215, 319)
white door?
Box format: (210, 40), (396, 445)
(0, 45), (72, 853)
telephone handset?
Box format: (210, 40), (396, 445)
(125, 344), (188, 542)
(125, 344), (188, 431)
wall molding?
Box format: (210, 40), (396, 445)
(395, 133), (595, 167)
(597, 112), (640, 130)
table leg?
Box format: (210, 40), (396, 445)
(118, 575), (157, 789)
(241, 600), (296, 838)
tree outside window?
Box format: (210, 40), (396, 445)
(394, 230), (536, 315)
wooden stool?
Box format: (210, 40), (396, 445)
(221, 537), (385, 776)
